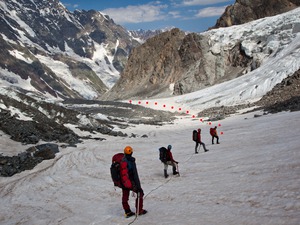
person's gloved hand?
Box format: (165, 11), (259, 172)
(137, 188), (144, 195)
(132, 184), (138, 193)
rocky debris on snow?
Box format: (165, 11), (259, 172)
(197, 104), (251, 121)
(0, 143), (59, 177)
(256, 69), (300, 113)
(261, 96), (300, 114)
(0, 90), (135, 145)
(198, 69), (300, 119)
(0, 94), (81, 145)
(0, 88), (176, 133)
(0, 94), (177, 177)
(63, 98), (177, 126)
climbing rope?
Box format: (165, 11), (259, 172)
(128, 152), (195, 224)
(144, 152), (194, 200)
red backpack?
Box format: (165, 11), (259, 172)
(210, 128), (215, 136)
(110, 153), (132, 189)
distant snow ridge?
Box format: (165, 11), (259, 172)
(0, 0), (139, 99)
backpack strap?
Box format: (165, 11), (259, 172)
(120, 160), (132, 189)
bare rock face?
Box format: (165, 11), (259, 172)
(173, 33), (252, 95)
(212, 0), (300, 29)
(102, 28), (251, 100)
(102, 28), (186, 100)
(102, 1), (300, 101)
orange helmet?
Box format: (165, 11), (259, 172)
(124, 146), (133, 155)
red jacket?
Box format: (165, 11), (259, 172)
(120, 155), (141, 190)
(166, 150), (176, 162)
(197, 130), (202, 142)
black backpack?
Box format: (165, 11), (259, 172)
(159, 147), (167, 163)
(110, 153), (124, 188)
(192, 130), (198, 141)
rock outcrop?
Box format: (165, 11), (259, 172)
(256, 68), (300, 112)
(102, 28), (186, 100)
(0, 143), (59, 177)
(102, 2), (300, 101)
(212, 0), (300, 29)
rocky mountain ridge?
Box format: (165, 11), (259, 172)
(103, 6), (300, 100)
(0, 0), (140, 99)
(129, 28), (171, 43)
(1, 0), (299, 102)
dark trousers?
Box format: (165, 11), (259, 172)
(212, 135), (219, 144)
(122, 188), (144, 213)
(195, 141), (208, 152)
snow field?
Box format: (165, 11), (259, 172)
(0, 110), (299, 225)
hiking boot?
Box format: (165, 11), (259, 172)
(172, 167), (178, 175)
(138, 209), (148, 215)
(164, 170), (169, 178)
(195, 151), (198, 154)
(125, 211), (135, 218)
(204, 149), (209, 152)
(125, 212), (135, 218)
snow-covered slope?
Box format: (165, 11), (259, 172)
(0, 109), (299, 225)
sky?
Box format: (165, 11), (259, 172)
(62, 0), (235, 32)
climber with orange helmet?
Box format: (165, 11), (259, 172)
(120, 146), (147, 218)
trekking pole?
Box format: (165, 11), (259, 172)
(176, 163), (180, 176)
(136, 192), (140, 218)
(128, 192), (139, 225)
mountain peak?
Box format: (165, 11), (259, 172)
(0, 0), (140, 99)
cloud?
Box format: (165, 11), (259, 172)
(62, 3), (79, 9)
(195, 6), (226, 17)
(102, 3), (168, 24)
(182, 0), (231, 6)
(168, 11), (182, 19)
